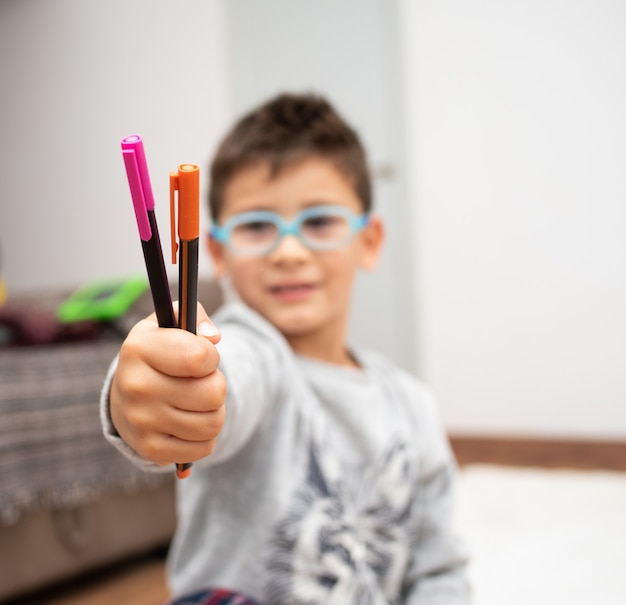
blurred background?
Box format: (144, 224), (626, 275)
(1, 1), (625, 602)
(2, 0), (624, 440)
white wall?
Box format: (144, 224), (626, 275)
(3, 0), (624, 440)
(0, 0), (228, 292)
(401, 0), (626, 438)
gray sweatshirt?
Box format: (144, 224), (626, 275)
(101, 301), (469, 605)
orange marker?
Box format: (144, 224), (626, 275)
(170, 163), (200, 479)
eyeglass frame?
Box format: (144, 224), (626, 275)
(209, 204), (370, 257)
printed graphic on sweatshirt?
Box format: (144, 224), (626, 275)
(266, 440), (418, 605)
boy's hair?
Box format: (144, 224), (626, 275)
(209, 93), (372, 220)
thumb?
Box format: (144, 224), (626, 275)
(196, 303), (221, 344)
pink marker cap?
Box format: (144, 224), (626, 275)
(121, 135), (156, 210)
(122, 149), (151, 240)
(121, 135), (156, 241)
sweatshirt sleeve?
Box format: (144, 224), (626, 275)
(201, 303), (292, 465)
(402, 383), (471, 604)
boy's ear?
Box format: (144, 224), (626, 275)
(206, 234), (227, 278)
(359, 214), (385, 271)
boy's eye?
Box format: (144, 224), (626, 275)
(233, 220), (277, 243)
(302, 214), (349, 241)
(303, 215), (342, 230)
(241, 220), (274, 233)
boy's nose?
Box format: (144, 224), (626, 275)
(268, 233), (310, 262)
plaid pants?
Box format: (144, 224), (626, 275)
(168, 587), (261, 605)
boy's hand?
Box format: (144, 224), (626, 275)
(110, 303), (226, 467)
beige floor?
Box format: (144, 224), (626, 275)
(19, 556), (169, 605)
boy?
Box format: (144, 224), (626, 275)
(102, 93), (469, 604)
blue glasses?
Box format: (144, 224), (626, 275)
(210, 205), (369, 257)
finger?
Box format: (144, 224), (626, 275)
(136, 432), (220, 466)
(165, 436), (219, 464)
(195, 303), (222, 345)
(162, 403), (226, 443)
(157, 369), (227, 414)
(121, 319), (220, 378)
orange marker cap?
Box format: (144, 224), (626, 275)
(170, 164), (200, 263)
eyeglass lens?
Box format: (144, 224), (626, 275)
(230, 212), (352, 254)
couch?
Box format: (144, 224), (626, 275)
(0, 280), (223, 601)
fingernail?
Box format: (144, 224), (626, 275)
(198, 321), (220, 337)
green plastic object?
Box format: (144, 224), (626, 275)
(56, 276), (149, 323)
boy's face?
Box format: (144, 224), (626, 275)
(207, 156), (384, 363)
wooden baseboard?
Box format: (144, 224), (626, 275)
(449, 434), (626, 471)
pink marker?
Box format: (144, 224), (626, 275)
(120, 135), (176, 329)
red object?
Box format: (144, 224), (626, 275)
(0, 304), (101, 347)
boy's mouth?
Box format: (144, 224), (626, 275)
(269, 283), (316, 301)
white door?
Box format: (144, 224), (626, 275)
(225, 0), (417, 371)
